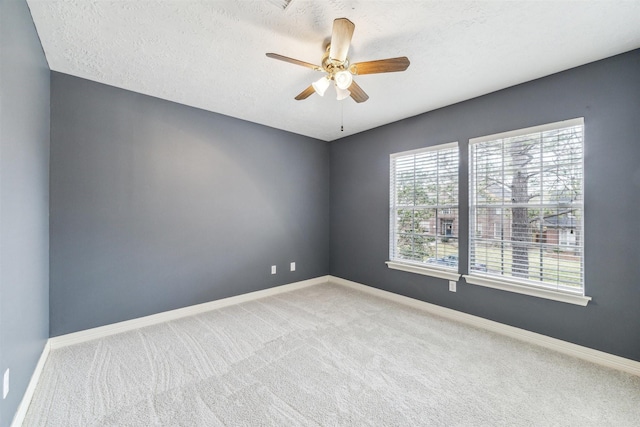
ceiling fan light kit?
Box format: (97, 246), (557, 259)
(334, 70), (353, 90)
(266, 17), (410, 103)
(312, 76), (331, 96)
(335, 86), (351, 101)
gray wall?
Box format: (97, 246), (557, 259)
(0, 0), (50, 425)
(330, 49), (640, 362)
(50, 73), (330, 336)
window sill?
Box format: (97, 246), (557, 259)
(463, 274), (591, 306)
(386, 261), (461, 281)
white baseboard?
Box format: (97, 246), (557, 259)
(329, 275), (640, 377)
(11, 340), (51, 427)
(49, 276), (330, 349)
(12, 274), (639, 426)
(12, 277), (330, 426)
(47, 273), (640, 375)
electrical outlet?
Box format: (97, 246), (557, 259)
(290, 262), (296, 271)
(271, 265), (276, 275)
(449, 280), (457, 292)
(3, 368), (9, 399)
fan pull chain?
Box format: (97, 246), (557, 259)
(341, 102), (344, 132)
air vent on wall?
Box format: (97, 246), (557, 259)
(268, 0), (294, 10)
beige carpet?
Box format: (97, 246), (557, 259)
(24, 282), (640, 426)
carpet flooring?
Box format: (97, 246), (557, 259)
(24, 282), (640, 426)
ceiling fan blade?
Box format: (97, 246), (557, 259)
(350, 57), (410, 75)
(348, 80), (369, 103)
(295, 85), (316, 100)
(266, 53), (322, 71)
(329, 18), (355, 62)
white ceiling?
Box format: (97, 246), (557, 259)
(27, 1), (640, 142)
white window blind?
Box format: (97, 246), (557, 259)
(469, 118), (584, 294)
(390, 142), (459, 270)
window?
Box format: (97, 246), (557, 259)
(387, 142), (460, 280)
(493, 222), (501, 240)
(468, 118), (589, 305)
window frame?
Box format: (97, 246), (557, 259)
(465, 118), (591, 306)
(387, 142), (461, 281)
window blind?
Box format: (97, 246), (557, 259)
(469, 118), (584, 293)
(390, 142), (459, 269)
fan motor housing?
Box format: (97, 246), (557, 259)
(322, 44), (348, 75)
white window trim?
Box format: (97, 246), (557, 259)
(468, 117), (587, 304)
(389, 141), (458, 159)
(389, 142), (460, 281)
(463, 274), (591, 306)
(469, 117), (584, 144)
(387, 261), (461, 281)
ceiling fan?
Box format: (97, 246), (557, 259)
(266, 18), (410, 103)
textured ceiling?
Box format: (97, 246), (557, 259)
(27, 1), (640, 141)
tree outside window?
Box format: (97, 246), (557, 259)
(469, 119), (584, 292)
(390, 143), (459, 270)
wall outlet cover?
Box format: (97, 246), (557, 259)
(271, 265), (276, 274)
(290, 262), (296, 271)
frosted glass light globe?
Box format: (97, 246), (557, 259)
(334, 70), (353, 90)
